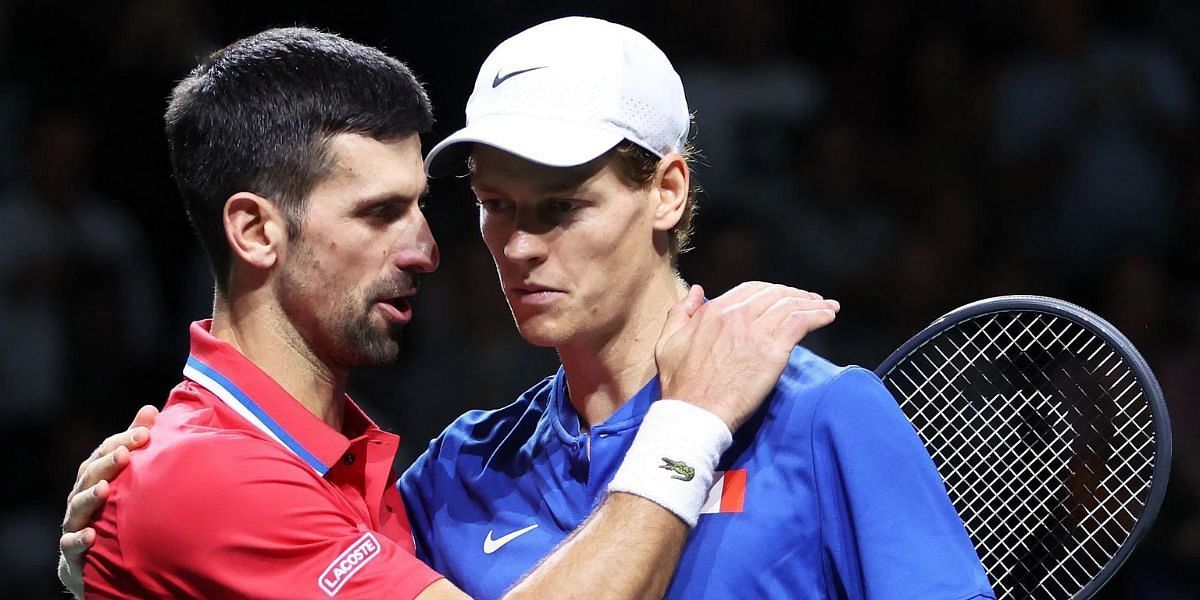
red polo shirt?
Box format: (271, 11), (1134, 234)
(83, 321), (443, 598)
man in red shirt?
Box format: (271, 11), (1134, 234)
(60, 27), (838, 599)
(84, 320), (444, 598)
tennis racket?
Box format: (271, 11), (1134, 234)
(875, 295), (1171, 600)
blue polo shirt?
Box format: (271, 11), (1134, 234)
(399, 346), (995, 598)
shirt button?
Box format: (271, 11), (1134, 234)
(342, 453), (356, 466)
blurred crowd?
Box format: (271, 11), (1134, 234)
(1, 0), (1197, 596)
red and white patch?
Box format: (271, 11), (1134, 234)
(319, 532), (381, 597)
(699, 469), (747, 515)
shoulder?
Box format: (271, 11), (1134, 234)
(771, 346), (891, 414)
(778, 345), (847, 387)
(126, 405), (320, 501)
(121, 387), (326, 516)
(106, 401), (339, 555)
(745, 347), (906, 453)
(140, 383), (301, 472)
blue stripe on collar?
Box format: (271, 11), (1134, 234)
(184, 356), (330, 476)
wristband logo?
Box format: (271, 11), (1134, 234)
(660, 457), (695, 481)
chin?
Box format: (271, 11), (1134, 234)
(343, 340), (401, 368)
(511, 313), (570, 348)
(336, 320), (404, 368)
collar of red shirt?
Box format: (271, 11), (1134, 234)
(181, 319), (385, 477)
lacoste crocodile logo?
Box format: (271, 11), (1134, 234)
(660, 457), (696, 481)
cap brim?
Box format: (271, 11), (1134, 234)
(424, 114), (625, 177)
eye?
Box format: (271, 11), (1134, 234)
(476, 197), (513, 214)
(547, 199), (580, 214)
(365, 202), (404, 221)
(537, 198), (584, 224)
(354, 196), (420, 225)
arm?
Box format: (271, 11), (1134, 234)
(64, 283), (839, 599)
(492, 283), (838, 599)
(500, 492), (686, 599)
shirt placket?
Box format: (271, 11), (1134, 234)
(584, 424), (636, 503)
(327, 436), (373, 525)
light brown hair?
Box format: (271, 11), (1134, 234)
(609, 141), (701, 261)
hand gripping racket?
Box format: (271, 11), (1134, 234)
(875, 296), (1172, 599)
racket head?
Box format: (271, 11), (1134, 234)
(875, 295), (1172, 600)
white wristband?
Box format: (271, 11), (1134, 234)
(607, 399), (733, 527)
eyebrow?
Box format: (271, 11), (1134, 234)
(468, 155), (600, 196)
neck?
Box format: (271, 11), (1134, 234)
(559, 268), (688, 429)
(209, 292), (347, 431)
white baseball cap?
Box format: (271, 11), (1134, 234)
(424, 16), (690, 175)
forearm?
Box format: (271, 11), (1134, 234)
(504, 492), (687, 599)
(501, 399), (736, 598)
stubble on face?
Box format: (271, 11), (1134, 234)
(276, 238), (417, 369)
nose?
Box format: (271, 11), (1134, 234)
(504, 229), (548, 265)
(393, 210), (439, 273)
(417, 238), (439, 273)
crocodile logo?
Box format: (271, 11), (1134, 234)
(660, 457), (695, 482)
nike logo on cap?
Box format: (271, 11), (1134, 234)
(492, 66), (548, 88)
(483, 523), (539, 554)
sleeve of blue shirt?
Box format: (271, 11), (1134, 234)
(398, 437), (442, 567)
(811, 367), (996, 599)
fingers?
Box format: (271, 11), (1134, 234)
(654, 282), (837, 423)
(714, 281), (823, 305)
(64, 409), (153, 541)
(59, 528), (94, 598)
(758, 296), (841, 341)
(75, 446), (130, 499)
(775, 305), (839, 345)
(96, 426), (150, 459)
(60, 526), (97, 559)
(657, 284), (706, 349)
(681, 284), (704, 315)
(130, 404), (159, 430)
(703, 281), (777, 309)
(61, 482), (111, 590)
(56, 411), (156, 595)
(74, 405), (156, 480)
(712, 283), (826, 326)
(64, 471), (116, 533)
(78, 426), (149, 480)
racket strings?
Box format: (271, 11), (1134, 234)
(883, 311), (1158, 600)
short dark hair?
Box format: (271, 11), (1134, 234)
(164, 27), (434, 295)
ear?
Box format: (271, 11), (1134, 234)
(223, 192), (289, 270)
(651, 151), (689, 232)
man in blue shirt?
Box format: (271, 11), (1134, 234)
(403, 17), (994, 599)
(60, 17), (994, 599)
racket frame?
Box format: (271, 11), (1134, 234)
(874, 295), (1173, 600)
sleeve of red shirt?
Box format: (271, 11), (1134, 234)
(110, 431), (443, 599)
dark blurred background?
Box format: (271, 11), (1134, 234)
(1, 0), (1197, 596)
